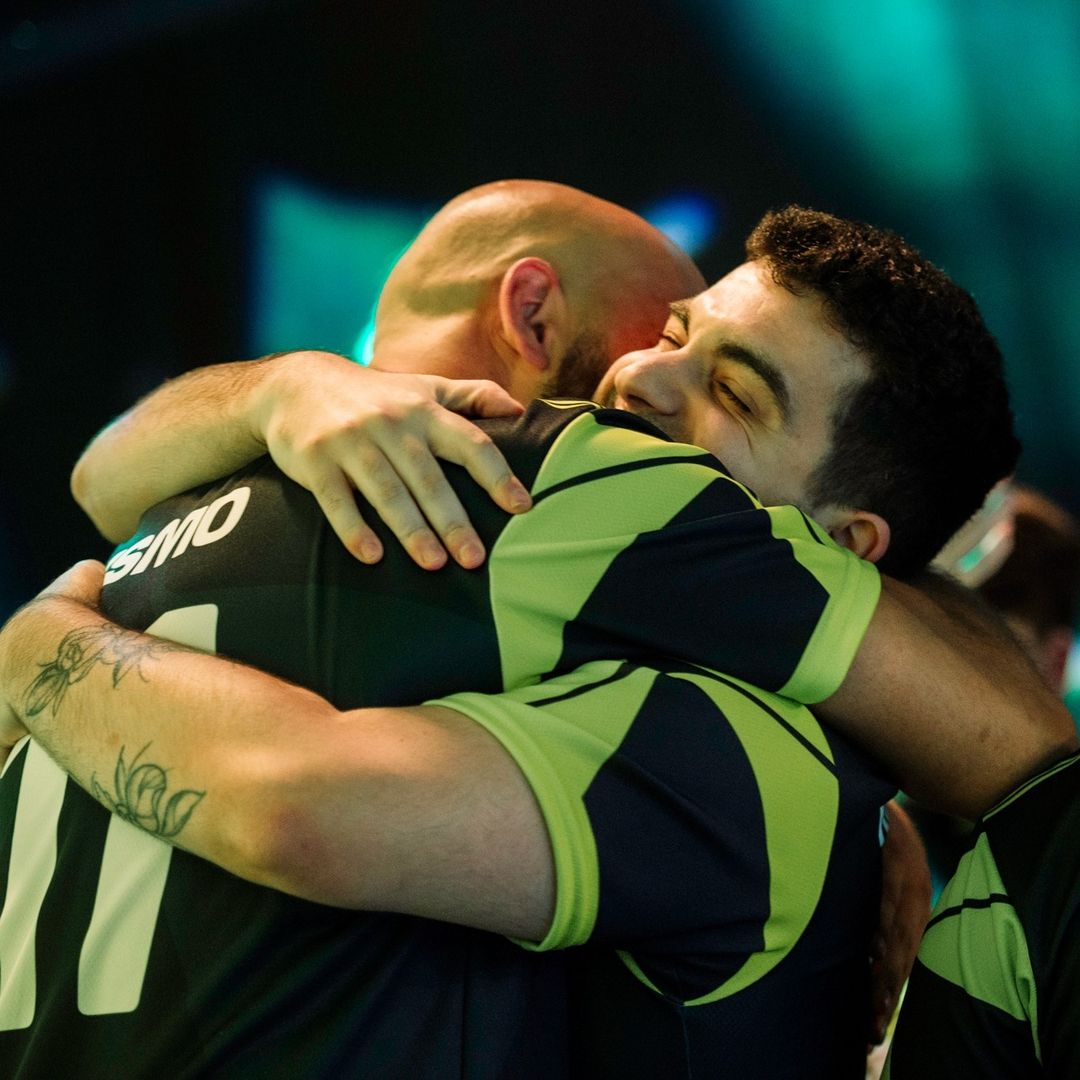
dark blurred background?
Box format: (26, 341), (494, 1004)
(2, 0), (1079, 632)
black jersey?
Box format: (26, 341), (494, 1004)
(0, 402), (884, 1078)
(886, 751), (1080, 1078)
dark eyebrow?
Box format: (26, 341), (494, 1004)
(670, 300), (793, 424)
(717, 344), (792, 425)
(668, 300), (691, 331)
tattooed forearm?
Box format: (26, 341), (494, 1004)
(92, 743), (205, 839)
(24, 623), (186, 719)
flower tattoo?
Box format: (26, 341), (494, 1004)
(23, 622), (204, 839)
(92, 744), (204, 839)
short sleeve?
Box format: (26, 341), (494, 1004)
(429, 658), (878, 1002)
(480, 403), (881, 703)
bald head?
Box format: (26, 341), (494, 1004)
(373, 180), (704, 401)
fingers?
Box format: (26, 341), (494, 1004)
(427, 380), (533, 516)
(308, 469), (388, 567)
(353, 406), (531, 570)
(312, 420), (532, 571)
(40, 560), (107, 607)
(405, 411), (532, 568)
(427, 410), (532, 516)
(268, 371), (534, 570)
(328, 440), (447, 574)
(360, 431), (491, 570)
(392, 431), (488, 568)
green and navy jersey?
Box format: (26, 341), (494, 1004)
(438, 660), (895, 1078)
(886, 750), (1080, 1079)
(93, 400), (877, 707)
(0, 401), (883, 1078)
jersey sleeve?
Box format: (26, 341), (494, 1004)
(886, 960), (1040, 1078)
(481, 401), (880, 704)
(888, 752), (1080, 1078)
(428, 658), (888, 1002)
(885, 834), (1042, 1077)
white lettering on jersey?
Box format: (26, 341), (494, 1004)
(104, 487), (251, 585)
(130, 506), (208, 576)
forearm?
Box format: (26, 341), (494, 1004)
(820, 575), (1077, 818)
(0, 592), (553, 936)
(72, 352), (312, 541)
(0, 593), (337, 886)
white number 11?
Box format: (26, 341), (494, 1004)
(0, 604), (218, 1027)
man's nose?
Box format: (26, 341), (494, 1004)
(613, 350), (687, 415)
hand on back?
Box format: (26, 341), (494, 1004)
(257, 353), (532, 569)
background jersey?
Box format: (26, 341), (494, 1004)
(0, 401), (883, 1078)
(886, 750), (1080, 1079)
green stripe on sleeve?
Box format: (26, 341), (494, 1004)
(770, 506), (881, 703)
(428, 661), (654, 951)
(662, 672), (839, 1005)
(530, 411), (716, 496)
(488, 416), (724, 691)
(917, 833), (1039, 1059)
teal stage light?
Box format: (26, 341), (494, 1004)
(687, 0), (1080, 511)
(250, 175), (432, 361)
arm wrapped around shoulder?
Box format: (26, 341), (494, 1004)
(817, 569), (1078, 819)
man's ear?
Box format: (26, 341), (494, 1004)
(497, 257), (566, 373)
(826, 510), (892, 564)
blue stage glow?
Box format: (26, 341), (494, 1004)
(640, 193), (722, 257)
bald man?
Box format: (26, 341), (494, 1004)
(74, 180), (706, 568)
(0, 182), (718, 1080)
(371, 180), (704, 399)
(1, 190), (1071, 1078)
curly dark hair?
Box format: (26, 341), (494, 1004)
(746, 206), (1020, 579)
